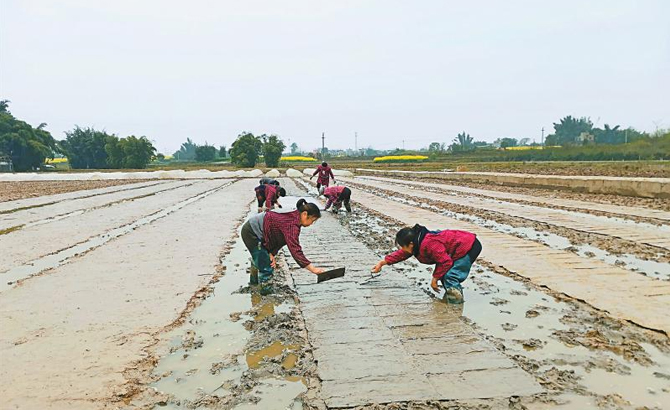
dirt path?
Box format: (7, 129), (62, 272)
(0, 179), (255, 409)
(342, 177), (670, 251)
(355, 175), (670, 222)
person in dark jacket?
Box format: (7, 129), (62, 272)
(371, 224), (482, 304)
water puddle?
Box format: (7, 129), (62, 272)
(0, 184), (228, 291)
(358, 186), (669, 280)
(142, 210), (306, 409)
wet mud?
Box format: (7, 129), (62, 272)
(335, 201), (670, 409)
(393, 175), (670, 212)
(127, 206), (314, 410)
(346, 181), (670, 280)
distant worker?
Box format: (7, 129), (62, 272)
(371, 224), (482, 304)
(323, 185), (352, 213)
(311, 162), (335, 190)
(254, 183), (286, 213)
(241, 198), (325, 293)
(259, 177), (280, 186)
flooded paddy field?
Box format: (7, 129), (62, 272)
(1, 174), (669, 409)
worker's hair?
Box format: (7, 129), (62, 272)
(296, 198), (321, 218)
(278, 187), (286, 197)
(395, 227), (415, 247)
(322, 162), (328, 167)
(272, 181), (281, 186)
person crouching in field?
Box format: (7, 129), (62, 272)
(371, 224), (482, 304)
(322, 185), (352, 213)
(254, 183), (286, 213)
(311, 162), (335, 190)
(241, 199), (325, 293)
(259, 177), (280, 186)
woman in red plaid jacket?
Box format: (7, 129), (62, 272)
(371, 224), (482, 304)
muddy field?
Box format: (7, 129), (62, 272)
(0, 179), (146, 202)
(1, 174), (668, 410)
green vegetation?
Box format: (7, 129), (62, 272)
(261, 135), (285, 167)
(60, 127), (156, 169)
(195, 144), (217, 162)
(0, 100), (58, 171)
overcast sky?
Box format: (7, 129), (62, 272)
(1, 1), (669, 154)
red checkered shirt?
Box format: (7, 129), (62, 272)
(384, 230), (476, 279)
(263, 210), (311, 268)
(324, 185), (345, 209)
(264, 184), (279, 208)
(312, 165), (334, 185)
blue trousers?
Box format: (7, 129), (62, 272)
(440, 254), (473, 291)
(250, 244), (274, 283)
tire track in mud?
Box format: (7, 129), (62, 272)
(341, 177), (670, 252)
(0, 180), (196, 233)
(341, 184), (670, 335)
(356, 175), (670, 223)
(0, 180), (233, 291)
(0, 180), (163, 214)
(0, 179), (257, 410)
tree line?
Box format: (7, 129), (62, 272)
(0, 100), (156, 171)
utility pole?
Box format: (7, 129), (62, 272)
(625, 129), (628, 144)
(541, 127), (545, 147)
(321, 132), (325, 160)
(402, 139), (405, 150)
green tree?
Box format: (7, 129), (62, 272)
(450, 132), (474, 152)
(0, 100), (58, 171)
(593, 124), (624, 144)
(290, 142), (299, 154)
(218, 145), (227, 158)
(60, 126), (111, 169)
(497, 137), (518, 148)
(230, 132), (262, 167)
(195, 144), (217, 162)
(173, 138), (197, 160)
(261, 134), (286, 167)
(428, 142), (442, 152)
(105, 135), (156, 168)
(546, 116), (593, 146)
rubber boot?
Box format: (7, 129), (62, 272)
(444, 287), (464, 304)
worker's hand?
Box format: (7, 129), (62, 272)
(309, 176), (313, 180)
(306, 264), (324, 274)
(430, 277), (440, 292)
(269, 253), (277, 268)
(371, 260), (385, 273)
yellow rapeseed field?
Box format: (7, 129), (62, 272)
(45, 158), (68, 164)
(280, 156), (317, 162)
(373, 155), (428, 162)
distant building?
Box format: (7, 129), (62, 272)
(576, 132), (595, 145)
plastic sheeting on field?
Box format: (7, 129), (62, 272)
(265, 169), (281, 178)
(286, 168), (303, 177)
(0, 169), (265, 181)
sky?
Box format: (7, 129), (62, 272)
(1, 0), (669, 154)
